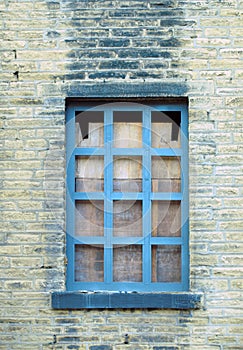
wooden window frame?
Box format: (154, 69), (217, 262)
(66, 101), (188, 292)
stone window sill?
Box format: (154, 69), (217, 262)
(51, 291), (202, 309)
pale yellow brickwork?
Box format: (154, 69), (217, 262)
(0, 0), (242, 349)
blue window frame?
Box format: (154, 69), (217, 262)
(66, 102), (189, 292)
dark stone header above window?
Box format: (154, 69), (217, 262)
(64, 82), (189, 100)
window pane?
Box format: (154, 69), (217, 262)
(75, 201), (104, 236)
(75, 245), (104, 282)
(152, 201), (181, 237)
(152, 245), (181, 282)
(113, 245), (142, 282)
(75, 111), (104, 147)
(151, 111), (181, 148)
(113, 111), (142, 148)
(152, 156), (181, 192)
(113, 200), (142, 237)
(76, 156), (104, 192)
(113, 156), (142, 192)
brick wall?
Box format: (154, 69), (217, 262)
(1, 0), (242, 349)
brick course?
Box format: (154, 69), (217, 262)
(0, 0), (242, 349)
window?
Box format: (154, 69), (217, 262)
(65, 101), (189, 293)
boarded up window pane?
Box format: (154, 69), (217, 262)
(113, 156), (142, 192)
(152, 201), (181, 237)
(75, 111), (104, 147)
(76, 156), (104, 192)
(152, 245), (181, 282)
(152, 156), (181, 192)
(113, 200), (142, 237)
(151, 111), (181, 148)
(113, 111), (142, 148)
(75, 245), (104, 282)
(75, 201), (104, 236)
(113, 245), (142, 282)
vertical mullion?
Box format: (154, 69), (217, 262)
(180, 105), (189, 289)
(143, 108), (151, 285)
(66, 106), (76, 289)
(66, 235), (75, 289)
(104, 108), (113, 284)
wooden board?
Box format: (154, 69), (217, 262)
(75, 245), (104, 282)
(152, 201), (181, 237)
(76, 156), (104, 192)
(75, 201), (104, 236)
(113, 156), (142, 192)
(76, 122), (104, 147)
(152, 122), (180, 148)
(152, 245), (181, 282)
(152, 156), (181, 192)
(113, 122), (142, 148)
(113, 200), (142, 237)
(113, 245), (142, 282)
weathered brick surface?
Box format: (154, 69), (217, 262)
(0, 0), (242, 349)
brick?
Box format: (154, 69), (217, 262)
(11, 258), (42, 267)
(210, 59), (243, 69)
(3, 211), (36, 221)
(99, 60), (140, 70)
(4, 281), (33, 290)
(196, 38), (232, 46)
(210, 241), (243, 253)
(118, 48), (173, 59)
(7, 233), (40, 244)
(88, 72), (127, 80)
(219, 221), (243, 230)
(89, 347), (112, 350)
(230, 280), (243, 290)
(182, 48), (217, 58)
(99, 38), (130, 47)
(199, 70), (232, 79)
